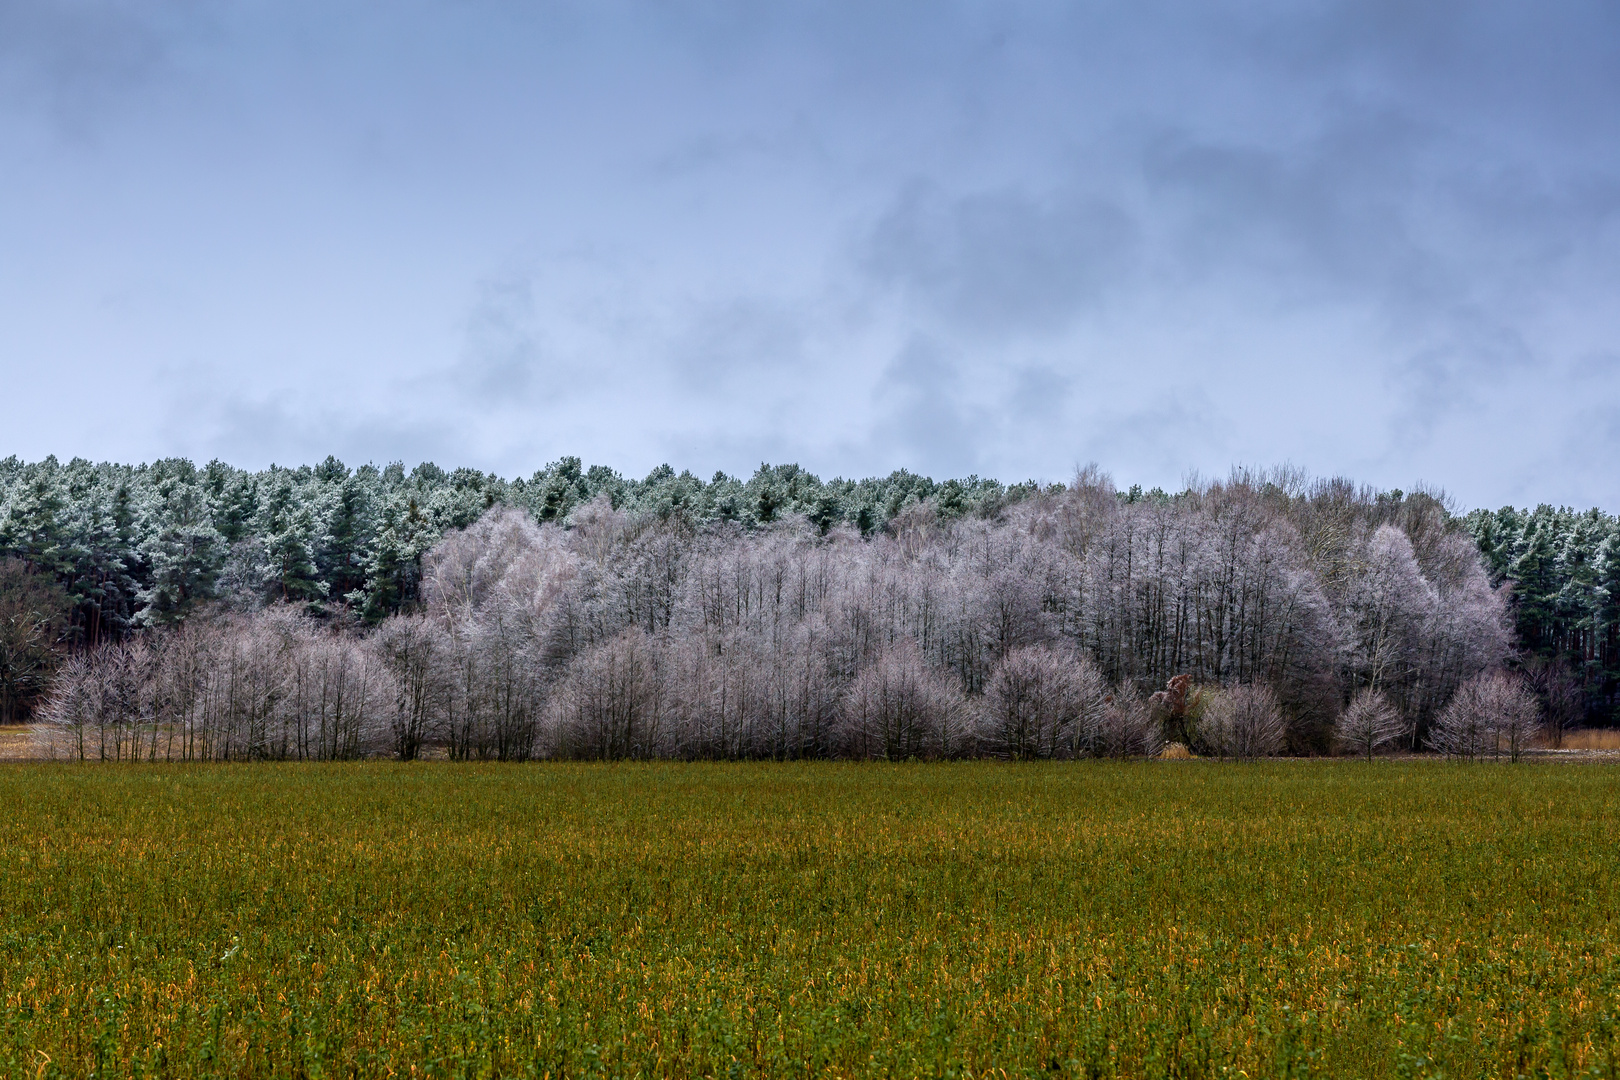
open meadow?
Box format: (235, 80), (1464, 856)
(2, 761), (1618, 1078)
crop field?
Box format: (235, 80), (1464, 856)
(2, 763), (1618, 1078)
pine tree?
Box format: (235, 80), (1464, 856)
(0, 468), (69, 578)
(317, 475), (372, 604)
(205, 462), (260, 546)
(259, 474), (325, 605)
(1508, 512), (1559, 655)
(137, 467), (223, 626)
(361, 494), (431, 622)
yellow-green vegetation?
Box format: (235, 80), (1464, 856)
(2, 763), (1618, 1078)
(0, 729), (34, 762)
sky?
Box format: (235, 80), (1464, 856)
(2, 1), (1619, 510)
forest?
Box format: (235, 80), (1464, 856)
(0, 453), (1614, 760)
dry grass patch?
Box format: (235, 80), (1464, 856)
(1550, 728), (1620, 751)
(0, 725), (44, 761)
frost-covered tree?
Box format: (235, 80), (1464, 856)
(1098, 683), (1162, 758)
(839, 638), (967, 760)
(980, 645), (1107, 759)
(1429, 670), (1541, 761)
(136, 465), (223, 626)
(1199, 683), (1287, 760)
(548, 629), (667, 760)
(14, 454), (1568, 761)
(1334, 688), (1404, 760)
(259, 473), (325, 605)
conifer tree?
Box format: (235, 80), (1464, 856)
(136, 468), (223, 626)
(259, 475), (325, 604)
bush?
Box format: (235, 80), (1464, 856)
(1199, 683), (1287, 760)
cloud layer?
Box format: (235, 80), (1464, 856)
(2, 1), (1618, 508)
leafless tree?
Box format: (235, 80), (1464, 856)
(1429, 670), (1541, 761)
(1199, 683), (1287, 760)
(1097, 683), (1161, 758)
(1334, 688), (1405, 760)
(980, 645), (1106, 759)
(1524, 658), (1582, 749)
(1490, 674), (1543, 762)
(838, 637), (967, 760)
(373, 614), (446, 761)
(547, 628), (668, 759)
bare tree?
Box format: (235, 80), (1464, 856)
(1097, 683), (1161, 758)
(34, 652), (98, 760)
(1334, 688), (1405, 760)
(1342, 526), (1432, 698)
(373, 614), (447, 761)
(1430, 670), (1541, 761)
(980, 645), (1106, 759)
(1199, 683), (1287, 760)
(1491, 674), (1543, 762)
(547, 628), (668, 760)
(36, 639), (153, 761)
(1524, 658), (1581, 749)
(838, 638), (966, 760)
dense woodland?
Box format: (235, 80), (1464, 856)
(0, 453), (1611, 760)
(1466, 504), (1620, 730)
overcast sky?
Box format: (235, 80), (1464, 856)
(3, 1), (1618, 508)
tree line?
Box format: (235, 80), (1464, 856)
(0, 454), (1017, 722)
(3, 456), (1562, 760)
(1466, 504), (1620, 733)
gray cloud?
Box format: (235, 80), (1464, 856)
(457, 273), (544, 404)
(1141, 116), (1442, 305)
(159, 386), (465, 474)
(872, 337), (983, 477)
(865, 183), (1138, 337)
(1007, 365), (1070, 426)
(4, 1), (1620, 507)
(1074, 388), (1230, 487)
(670, 297), (807, 392)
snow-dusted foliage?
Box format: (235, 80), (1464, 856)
(1334, 688), (1406, 760)
(1428, 670), (1542, 761)
(31, 463), (1522, 760)
(1198, 683), (1288, 760)
(1468, 503), (1620, 726)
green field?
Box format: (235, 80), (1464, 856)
(2, 763), (1618, 1078)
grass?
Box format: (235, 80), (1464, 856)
(1, 761), (1617, 1078)
(1553, 729), (1620, 752)
(0, 727), (36, 762)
